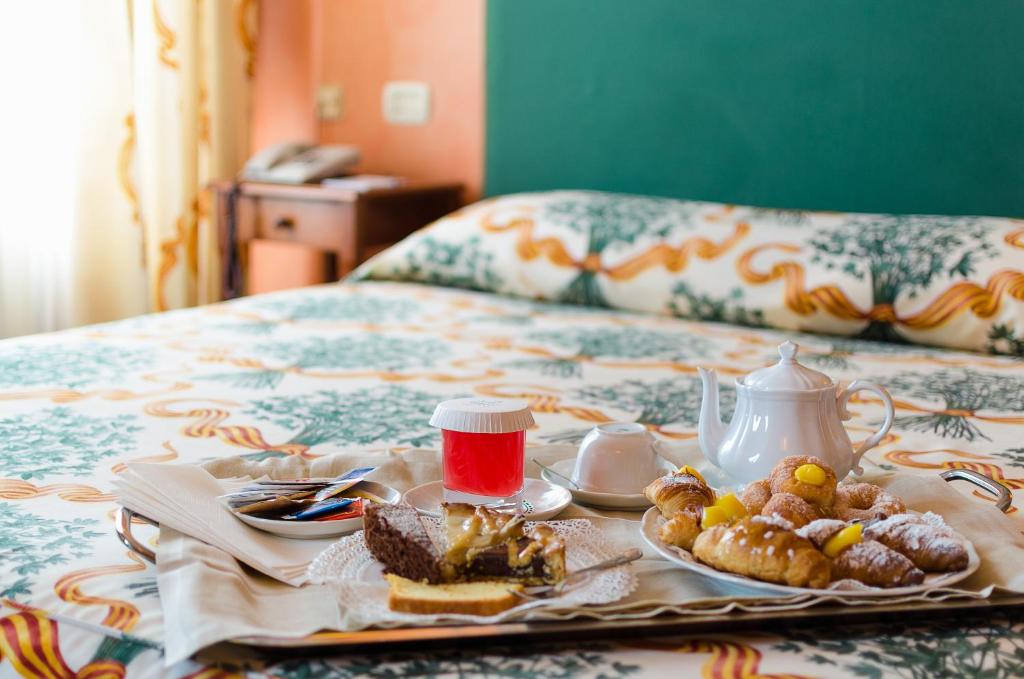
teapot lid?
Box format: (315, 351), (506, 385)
(742, 341), (833, 390)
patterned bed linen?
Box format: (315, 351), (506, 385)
(354, 190), (1024, 356)
(0, 280), (1022, 676)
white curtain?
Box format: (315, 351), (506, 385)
(71, 1), (148, 328)
(0, 2), (81, 337)
(130, 0), (257, 312)
(0, 0), (256, 338)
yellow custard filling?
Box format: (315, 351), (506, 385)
(714, 493), (747, 521)
(794, 463), (827, 486)
(700, 505), (730, 530)
(680, 465), (706, 484)
(823, 523), (863, 558)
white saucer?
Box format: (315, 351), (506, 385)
(403, 479), (573, 521)
(539, 457), (677, 511)
(223, 481), (401, 540)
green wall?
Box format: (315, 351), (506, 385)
(486, 1), (1024, 217)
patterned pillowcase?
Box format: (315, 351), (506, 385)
(351, 190), (1024, 356)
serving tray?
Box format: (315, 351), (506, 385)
(116, 468), (1016, 652)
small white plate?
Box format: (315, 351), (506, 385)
(403, 479), (573, 521)
(223, 481), (401, 540)
(640, 506), (980, 598)
(539, 457), (677, 511)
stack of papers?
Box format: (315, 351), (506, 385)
(113, 463), (336, 586)
(320, 174), (405, 191)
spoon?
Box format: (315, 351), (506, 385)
(533, 459), (580, 489)
(512, 547), (643, 600)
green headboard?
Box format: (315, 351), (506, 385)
(485, 1), (1024, 217)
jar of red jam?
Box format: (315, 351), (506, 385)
(429, 398), (535, 507)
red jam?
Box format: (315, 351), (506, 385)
(441, 429), (525, 498)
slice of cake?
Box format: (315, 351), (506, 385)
(364, 500), (567, 611)
(385, 574), (522, 616)
(363, 502), (446, 584)
(443, 501), (526, 565)
(442, 503), (567, 585)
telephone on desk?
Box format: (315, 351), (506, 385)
(241, 142), (360, 184)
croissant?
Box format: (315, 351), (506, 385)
(834, 542), (925, 587)
(692, 516), (831, 589)
(644, 470), (715, 518)
(863, 513), (969, 572)
(796, 519), (924, 588)
(658, 506), (703, 551)
(646, 469), (715, 550)
(796, 518), (848, 546)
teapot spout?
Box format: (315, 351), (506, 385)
(697, 367), (726, 467)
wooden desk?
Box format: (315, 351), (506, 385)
(210, 180), (463, 298)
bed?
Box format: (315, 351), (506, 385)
(2, 191), (1023, 677)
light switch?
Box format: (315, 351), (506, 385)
(316, 84), (343, 121)
(382, 81), (431, 125)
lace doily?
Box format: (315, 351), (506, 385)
(308, 518), (637, 628)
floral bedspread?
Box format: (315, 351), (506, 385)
(1, 280), (1022, 678)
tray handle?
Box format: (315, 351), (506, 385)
(115, 507), (158, 563)
(940, 468), (1012, 513)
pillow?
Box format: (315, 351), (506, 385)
(351, 190), (1024, 356)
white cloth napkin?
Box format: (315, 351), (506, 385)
(113, 462), (337, 585)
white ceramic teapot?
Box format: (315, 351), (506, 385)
(698, 341), (895, 484)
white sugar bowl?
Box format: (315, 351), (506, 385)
(572, 422), (663, 494)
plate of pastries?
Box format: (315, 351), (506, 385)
(640, 455), (979, 596)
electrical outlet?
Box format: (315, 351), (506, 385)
(316, 84), (343, 121)
(382, 81), (431, 125)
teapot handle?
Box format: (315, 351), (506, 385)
(837, 380), (895, 475)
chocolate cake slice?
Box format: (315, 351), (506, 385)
(459, 531), (564, 583)
(364, 502), (566, 586)
(363, 502), (446, 584)
(443, 503), (566, 585)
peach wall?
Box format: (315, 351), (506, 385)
(252, 0), (484, 200)
(251, 0), (317, 150)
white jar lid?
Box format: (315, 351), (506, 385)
(429, 397), (535, 433)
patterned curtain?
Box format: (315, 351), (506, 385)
(73, 0), (256, 325)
